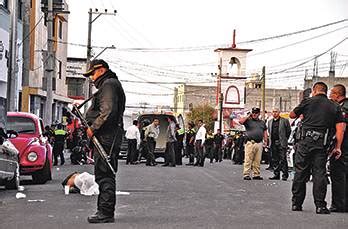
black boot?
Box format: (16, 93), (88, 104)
(87, 212), (115, 224)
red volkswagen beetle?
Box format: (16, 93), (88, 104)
(7, 112), (52, 184)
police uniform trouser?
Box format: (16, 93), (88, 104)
(292, 135), (327, 208)
(94, 127), (123, 217)
(187, 144), (195, 164)
(216, 145), (222, 162)
(175, 142), (183, 165)
(330, 156), (346, 211)
(53, 142), (65, 165)
(204, 145), (213, 162)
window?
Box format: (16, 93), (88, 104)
(67, 78), (85, 97)
(7, 116), (36, 134)
(58, 20), (63, 39)
(58, 60), (62, 79)
(17, 0), (22, 20)
(0, 0), (8, 9)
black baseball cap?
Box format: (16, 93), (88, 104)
(251, 107), (260, 113)
(82, 59), (109, 77)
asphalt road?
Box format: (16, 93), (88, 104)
(0, 157), (347, 229)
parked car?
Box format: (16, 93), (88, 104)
(7, 112), (52, 184)
(137, 113), (184, 159)
(0, 129), (20, 189)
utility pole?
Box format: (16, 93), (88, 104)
(85, 8), (117, 103)
(218, 58), (223, 132)
(44, 0), (55, 125)
(261, 66), (266, 120)
(7, 0), (18, 111)
(22, 0), (30, 88)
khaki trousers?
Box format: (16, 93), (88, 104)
(243, 141), (263, 177)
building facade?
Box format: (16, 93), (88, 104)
(21, 0), (72, 124)
(173, 83), (301, 119)
(173, 84), (216, 117)
(0, 0), (23, 127)
(66, 57), (87, 100)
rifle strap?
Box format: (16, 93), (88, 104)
(109, 132), (118, 156)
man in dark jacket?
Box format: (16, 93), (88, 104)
(329, 84), (348, 212)
(83, 59), (126, 223)
(268, 108), (291, 180)
(290, 82), (344, 214)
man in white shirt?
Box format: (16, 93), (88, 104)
(125, 120), (141, 165)
(144, 119), (160, 166)
(194, 120), (206, 167)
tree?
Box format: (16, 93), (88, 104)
(186, 104), (215, 131)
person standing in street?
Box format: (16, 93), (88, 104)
(175, 124), (184, 165)
(213, 129), (225, 163)
(290, 82), (344, 214)
(329, 84), (348, 212)
(239, 107), (268, 180)
(144, 118), (160, 166)
(185, 122), (196, 166)
(194, 120), (206, 167)
(204, 129), (214, 163)
(53, 123), (67, 166)
(163, 117), (177, 167)
(83, 59), (126, 223)
(125, 120), (141, 165)
(268, 108), (291, 181)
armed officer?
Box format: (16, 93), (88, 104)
(329, 84), (348, 212)
(83, 59), (126, 223)
(290, 82), (344, 214)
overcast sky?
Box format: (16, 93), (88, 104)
(66, 0), (348, 107)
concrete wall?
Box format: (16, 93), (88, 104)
(304, 75), (348, 90)
(173, 83), (302, 120)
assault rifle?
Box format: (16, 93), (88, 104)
(71, 99), (116, 176)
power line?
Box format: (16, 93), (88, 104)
(114, 19), (348, 52)
(18, 15), (44, 47)
(63, 19), (348, 52)
(238, 18), (348, 45)
(268, 37), (348, 75)
(248, 25), (348, 58)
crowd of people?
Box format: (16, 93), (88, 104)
(125, 118), (242, 168)
(123, 82), (348, 215)
(43, 118), (90, 166)
(40, 59), (348, 223)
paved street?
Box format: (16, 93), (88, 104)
(0, 157), (347, 229)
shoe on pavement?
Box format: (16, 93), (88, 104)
(329, 206), (345, 212)
(162, 164), (169, 167)
(281, 177), (288, 181)
(269, 176), (280, 180)
(87, 213), (115, 224)
(316, 207), (330, 214)
(292, 205), (302, 211)
(243, 176), (251, 180)
(252, 176), (263, 180)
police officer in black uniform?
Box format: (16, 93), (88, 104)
(329, 84), (348, 212)
(290, 82), (344, 214)
(83, 59), (126, 223)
